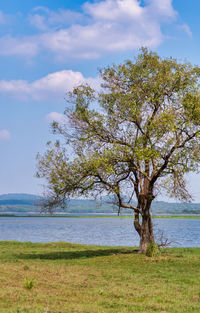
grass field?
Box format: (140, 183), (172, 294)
(0, 241), (200, 313)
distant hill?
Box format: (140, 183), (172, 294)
(0, 194), (43, 215)
(0, 193), (200, 215)
(0, 193), (42, 201)
(0, 194), (43, 206)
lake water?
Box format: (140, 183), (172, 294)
(0, 217), (200, 247)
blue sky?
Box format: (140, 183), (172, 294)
(0, 0), (200, 201)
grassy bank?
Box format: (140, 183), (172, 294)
(1, 214), (200, 218)
(0, 242), (200, 312)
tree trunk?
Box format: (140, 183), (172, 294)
(139, 213), (154, 253)
(133, 189), (155, 253)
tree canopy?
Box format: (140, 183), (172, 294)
(37, 49), (200, 252)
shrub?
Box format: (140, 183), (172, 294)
(146, 242), (161, 257)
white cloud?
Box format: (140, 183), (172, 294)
(84, 0), (143, 20)
(0, 129), (11, 141)
(0, 0), (178, 59)
(0, 70), (100, 100)
(0, 35), (39, 57)
(179, 24), (192, 38)
(147, 0), (177, 20)
(29, 7), (83, 31)
(46, 112), (67, 123)
(29, 14), (47, 32)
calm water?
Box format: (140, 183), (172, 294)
(0, 217), (200, 247)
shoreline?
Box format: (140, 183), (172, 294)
(1, 213), (200, 219)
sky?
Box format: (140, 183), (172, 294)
(0, 0), (200, 201)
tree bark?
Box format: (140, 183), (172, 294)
(134, 190), (155, 253)
(139, 212), (154, 253)
(133, 211), (141, 236)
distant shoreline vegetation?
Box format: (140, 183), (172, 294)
(1, 214), (200, 219)
(0, 193), (200, 215)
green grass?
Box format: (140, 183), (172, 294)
(152, 215), (200, 219)
(0, 242), (200, 312)
(1, 214), (200, 218)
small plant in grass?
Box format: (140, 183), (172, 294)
(23, 265), (29, 271)
(146, 242), (161, 257)
(23, 278), (34, 290)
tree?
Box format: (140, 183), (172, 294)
(37, 49), (200, 253)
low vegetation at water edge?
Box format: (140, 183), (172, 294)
(0, 241), (200, 312)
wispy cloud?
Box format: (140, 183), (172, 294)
(0, 129), (11, 141)
(0, 35), (39, 57)
(46, 112), (67, 123)
(29, 6), (83, 31)
(0, 0), (178, 60)
(0, 11), (10, 24)
(0, 70), (100, 100)
(179, 23), (192, 38)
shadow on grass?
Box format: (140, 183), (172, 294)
(16, 248), (138, 261)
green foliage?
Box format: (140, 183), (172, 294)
(37, 48), (200, 251)
(146, 242), (161, 257)
(37, 48), (200, 209)
(23, 278), (34, 290)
